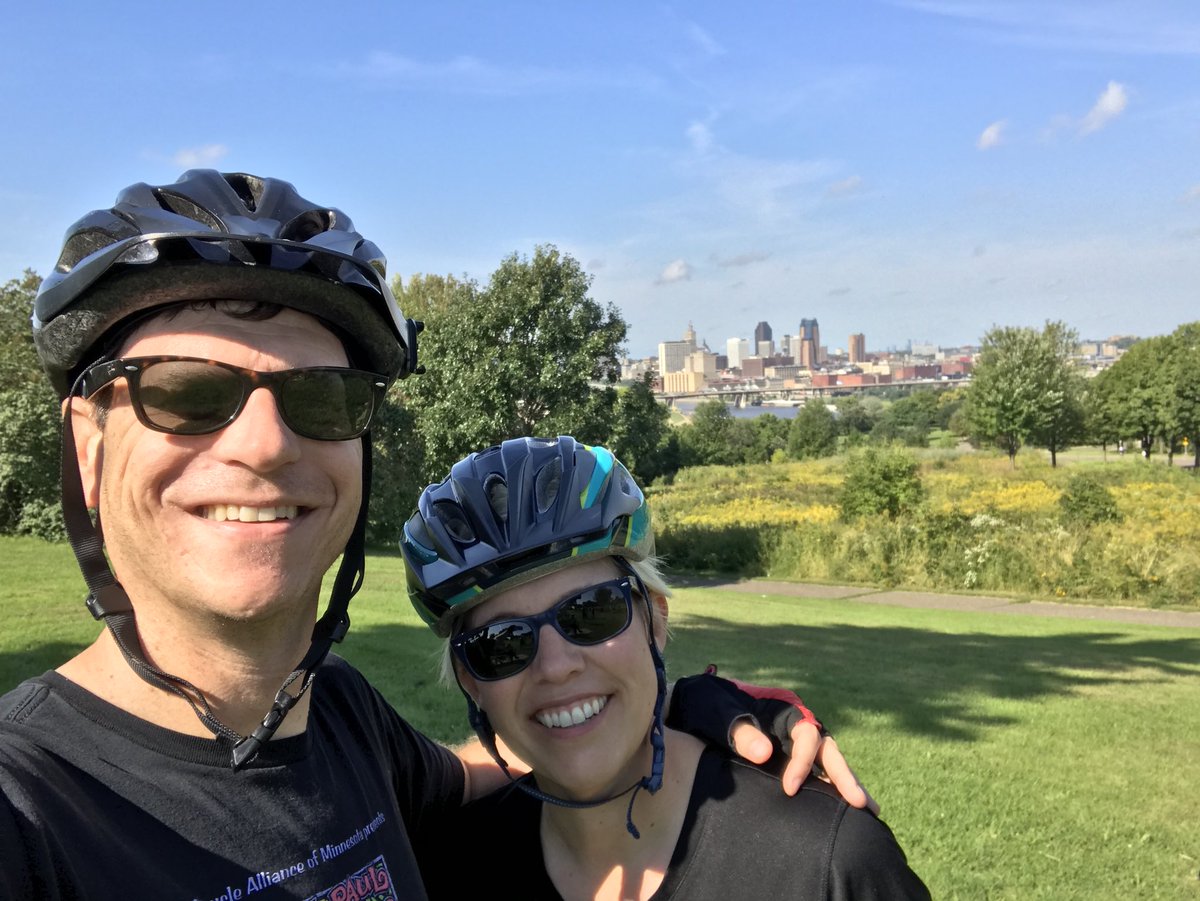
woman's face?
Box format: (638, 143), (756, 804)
(457, 558), (667, 802)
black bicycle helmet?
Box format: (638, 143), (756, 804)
(33, 169), (420, 396)
(402, 436), (654, 638)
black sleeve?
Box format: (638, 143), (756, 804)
(826, 805), (931, 901)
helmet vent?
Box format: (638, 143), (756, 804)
(434, 501), (476, 544)
(153, 190), (224, 232)
(280, 210), (334, 243)
(57, 227), (125, 272)
(484, 475), (509, 523)
(534, 459), (562, 514)
(224, 173), (264, 212)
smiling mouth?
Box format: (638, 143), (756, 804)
(536, 696), (608, 730)
(200, 505), (301, 522)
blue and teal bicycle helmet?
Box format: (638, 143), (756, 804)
(402, 436), (654, 638)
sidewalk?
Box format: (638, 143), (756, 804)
(670, 576), (1200, 628)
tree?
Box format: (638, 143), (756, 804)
(966, 321), (1084, 467)
(397, 247), (626, 481)
(0, 270), (64, 538)
(1026, 322), (1088, 467)
(746, 414), (790, 464)
(840, 446), (924, 520)
(366, 393), (425, 546)
(610, 374), (674, 484)
(678, 399), (738, 466)
(788, 400), (837, 459)
(1095, 335), (1173, 461)
(871, 390), (939, 447)
(0, 270), (45, 391)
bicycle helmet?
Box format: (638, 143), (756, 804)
(34, 169), (420, 396)
(36, 170), (421, 768)
(402, 436), (654, 638)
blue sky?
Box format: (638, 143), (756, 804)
(3, 1), (1198, 357)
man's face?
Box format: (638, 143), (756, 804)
(72, 306), (363, 630)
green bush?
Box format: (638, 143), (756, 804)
(840, 447), (924, 520)
(1058, 473), (1122, 526)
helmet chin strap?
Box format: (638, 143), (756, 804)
(455, 574), (668, 839)
(59, 382), (366, 769)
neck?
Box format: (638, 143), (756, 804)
(58, 597), (320, 739)
(539, 729), (705, 901)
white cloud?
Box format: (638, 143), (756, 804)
(977, 120), (1006, 150)
(889, 1), (1200, 56)
(656, 259), (693, 284)
(1184, 185), (1200, 202)
(332, 51), (659, 96)
(686, 22), (726, 57)
(687, 121), (714, 153)
(1080, 81), (1129, 134)
(172, 144), (229, 167)
(714, 251), (770, 267)
(826, 175), (865, 197)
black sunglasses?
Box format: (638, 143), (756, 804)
(79, 356), (389, 441)
(451, 577), (638, 681)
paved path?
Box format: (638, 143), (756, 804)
(669, 576), (1200, 628)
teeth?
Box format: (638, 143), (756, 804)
(536, 696), (607, 730)
(202, 505), (299, 522)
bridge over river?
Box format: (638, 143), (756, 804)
(658, 377), (966, 409)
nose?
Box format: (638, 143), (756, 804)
(530, 622), (586, 683)
(209, 386), (302, 471)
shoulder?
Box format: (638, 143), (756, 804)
(679, 752), (929, 898)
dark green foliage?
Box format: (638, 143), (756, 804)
(366, 394), (425, 546)
(871, 390), (940, 447)
(678, 399), (738, 466)
(840, 446), (925, 520)
(610, 374), (676, 484)
(0, 271), (65, 539)
(397, 247), (626, 481)
(0, 383), (63, 539)
(0, 271), (44, 392)
(967, 321), (1086, 467)
(788, 399), (837, 459)
(1059, 473), (1122, 526)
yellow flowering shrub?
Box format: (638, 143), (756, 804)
(943, 481), (1060, 516)
(1110, 482), (1200, 540)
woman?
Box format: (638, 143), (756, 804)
(402, 436), (929, 900)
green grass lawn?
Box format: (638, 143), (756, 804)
(3, 536), (1198, 899)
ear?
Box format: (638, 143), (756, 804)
(454, 659), (483, 709)
(64, 396), (104, 509)
(650, 593), (670, 651)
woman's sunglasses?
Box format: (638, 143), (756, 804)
(79, 356), (389, 441)
(451, 577), (638, 681)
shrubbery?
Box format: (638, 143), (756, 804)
(1058, 473), (1122, 526)
(839, 447), (924, 520)
(651, 452), (1200, 605)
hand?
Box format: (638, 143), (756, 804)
(730, 720), (879, 813)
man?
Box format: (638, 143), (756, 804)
(0, 171), (866, 899)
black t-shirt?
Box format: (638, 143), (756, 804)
(423, 747), (929, 900)
(0, 655), (464, 900)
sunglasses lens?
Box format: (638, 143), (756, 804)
(280, 369), (377, 439)
(455, 579), (634, 680)
(459, 622), (536, 681)
(556, 583), (632, 645)
(137, 361), (242, 434)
